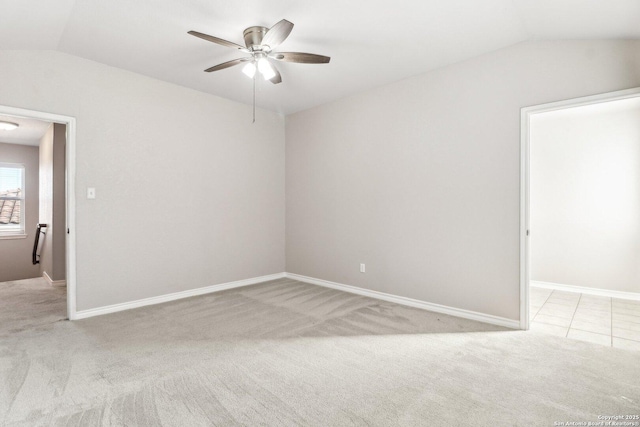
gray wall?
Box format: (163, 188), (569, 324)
(38, 123), (66, 282)
(1, 41), (638, 319)
(531, 98), (640, 293)
(0, 50), (285, 311)
(0, 142), (40, 281)
(38, 124), (54, 279)
(52, 123), (66, 281)
(286, 40), (640, 321)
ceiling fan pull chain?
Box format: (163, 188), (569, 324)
(252, 72), (256, 123)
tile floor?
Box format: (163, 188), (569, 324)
(530, 286), (640, 350)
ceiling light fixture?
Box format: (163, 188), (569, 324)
(0, 121), (19, 131)
(242, 62), (257, 78)
(189, 19), (330, 83)
(188, 18), (330, 123)
(257, 57), (276, 80)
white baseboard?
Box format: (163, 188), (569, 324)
(72, 271), (521, 329)
(286, 273), (520, 329)
(74, 272), (286, 320)
(43, 271), (66, 288)
(531, 280), (640, 301)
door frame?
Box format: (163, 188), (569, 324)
(519, 86), (640, 330)
(0, 105), (77, 320)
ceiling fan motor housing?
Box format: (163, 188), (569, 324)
(243, 26), (269, 49)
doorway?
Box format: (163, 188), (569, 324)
(521, 87), (640, 350)
(0, 105), (76, 320)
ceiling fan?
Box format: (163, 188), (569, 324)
(188, 19), (330, 85)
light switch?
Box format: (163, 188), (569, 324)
(87, 187), (96, 199)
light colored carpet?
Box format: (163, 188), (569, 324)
(0, 277), (66, 333)
(1, 277), (638, 426)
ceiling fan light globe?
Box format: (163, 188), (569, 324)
(257, 58), (276, 80)
(261, 67), (276, 81)
(242, 62), (256, 78)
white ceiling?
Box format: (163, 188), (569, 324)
(0, 115), (51, 146)
(1, 0), (639, 115)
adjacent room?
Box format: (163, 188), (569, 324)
(0, 115), (67, 330)
(1, 1), (639, 425)
(528, 96), (640, 349)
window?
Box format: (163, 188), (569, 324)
(0, 163), (26, 236)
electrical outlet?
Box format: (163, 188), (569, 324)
(360, 263), (365, 273)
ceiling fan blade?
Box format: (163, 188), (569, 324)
(269, 52), (330, 64)
(205, 57), (251, 73)
(269, 63), (282, 84)
(188, 30), (249, 52)
(261, 19), (294, 50)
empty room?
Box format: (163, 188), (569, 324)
(1, 1), (639, 426)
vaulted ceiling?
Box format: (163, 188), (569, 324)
(1, 0), (639, 114)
